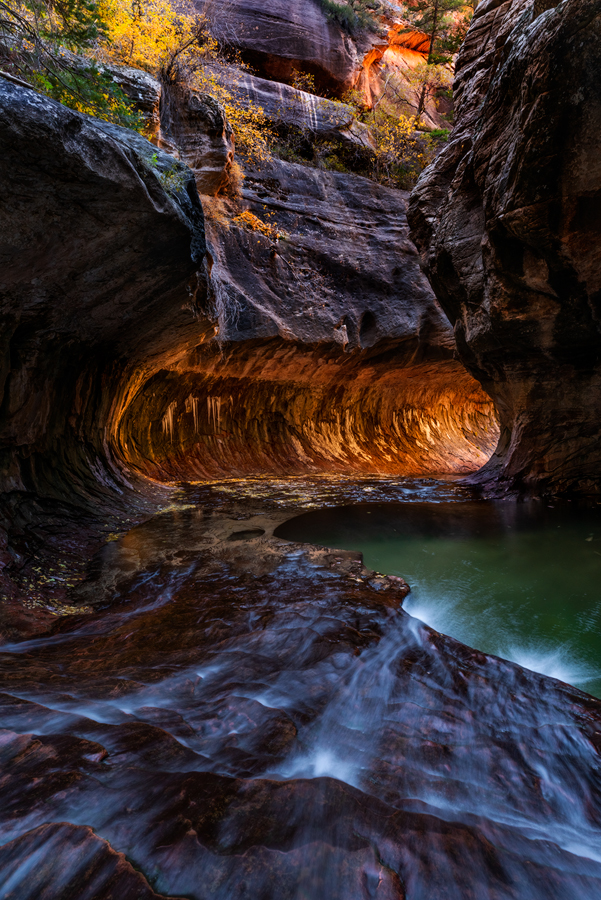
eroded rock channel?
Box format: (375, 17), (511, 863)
(0, 76), (498, 609)
(2, 478), (601, 899)
(2, 0), (601, 895)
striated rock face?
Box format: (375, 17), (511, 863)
(115, 155), (497, 482)
(408, 0), (601, 496)
(208, 157), (444, 348)
(208, 65), (373, 147)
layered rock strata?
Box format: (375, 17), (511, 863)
(205, 65), (374, 148)
(196, 0), (362, 93)
(408, 0), (601, 496)
(195, 0), (445, 125)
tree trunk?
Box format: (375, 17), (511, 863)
(416, 0), (440, 122)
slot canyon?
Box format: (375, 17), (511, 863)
(1, 0), (601, 897)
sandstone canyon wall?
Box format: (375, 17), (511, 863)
(0, 80), (210, 610)
(197, 0), (360, 92)
(408, 0), (601, 496)
(0, 74), (497, 608)
(197, 0), (448, 127)
(3, 12), (601, 900)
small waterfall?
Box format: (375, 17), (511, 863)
(299, 90), (319, 131)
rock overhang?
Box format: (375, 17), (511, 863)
(0, 76), (500, 605)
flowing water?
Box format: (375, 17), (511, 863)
(275, 498), (601, 698)
(1, 478), (601, 898)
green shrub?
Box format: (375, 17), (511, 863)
(428, 128), (450, 139)
(318, 0), (385, 35)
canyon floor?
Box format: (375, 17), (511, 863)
(1, 477), (601, 899)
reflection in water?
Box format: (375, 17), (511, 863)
(275, 500), (601, 696)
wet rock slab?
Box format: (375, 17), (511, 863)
(0, 479), (600, 898)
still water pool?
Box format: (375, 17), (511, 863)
(276, 500), (601, 697)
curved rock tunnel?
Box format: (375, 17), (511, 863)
(0, 79), (499, 607)
(4, 4), (601, 895)
(112, 339), (497, 483)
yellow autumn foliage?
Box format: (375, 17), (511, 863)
(232, 209), (281, 240)
(96, 0), (214, 76)
(94, 0), (274, 163)
(192, 67), (275, 163)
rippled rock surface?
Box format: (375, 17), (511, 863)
(127, 153), (498, 483)
(1, 480), (601, 899)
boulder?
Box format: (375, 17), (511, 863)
(408, 0), (601, 496)
(159, 83), (235, 194)
(51, 51), (164, 136)
(99, 62), (162, 136)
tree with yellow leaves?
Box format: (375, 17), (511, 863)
(96, 0), (274, 161)
(96, 0), (213, 81)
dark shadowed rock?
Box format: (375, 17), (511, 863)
(0, 79), (209, 599)
(196, 0), (361, 93)
(408, 0), (601, 496)
(0, 78), (206, 490)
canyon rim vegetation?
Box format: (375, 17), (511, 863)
(0, 0), (472, 182)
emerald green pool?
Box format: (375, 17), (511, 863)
(276, 500), (601, 697)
